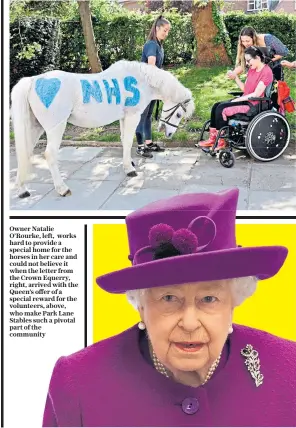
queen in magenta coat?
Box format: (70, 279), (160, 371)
(43, 188), (296, 427)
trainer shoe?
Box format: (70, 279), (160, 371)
(136, 146), (153, 158)
(146, 142), (165, 152)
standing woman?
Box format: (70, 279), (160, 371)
(227, 27), (289, 82)
(136, 15), (171, 158)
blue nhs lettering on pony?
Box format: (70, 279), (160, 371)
(11, 60), (194, 198)
(80, 76), (140, 106)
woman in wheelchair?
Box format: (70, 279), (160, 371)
(199, 46), (273, 151)
(227, 26), (288, 82)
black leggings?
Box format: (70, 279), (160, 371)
(210, 100), (252, 130)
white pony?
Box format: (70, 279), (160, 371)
(11, 60), (194, 197)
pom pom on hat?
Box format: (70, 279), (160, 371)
(172, 228), (198, 254)
(149, 223), (174, 249)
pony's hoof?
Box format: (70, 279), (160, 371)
(61, 189), (72, 197)
(131, 160), (135, 168)
(127, 171), (137, 178)
(19, 191), (30, 199)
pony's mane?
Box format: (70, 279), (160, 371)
(109, 60), (192, 105)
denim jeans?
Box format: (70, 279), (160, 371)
(135, 100), (156, 145)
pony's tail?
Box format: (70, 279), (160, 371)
(11, 77), (34, 189)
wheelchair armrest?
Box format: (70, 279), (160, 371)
(248, 97), (272, 114)
(248, 97), (270, 102)
(228, 91), (243, 96)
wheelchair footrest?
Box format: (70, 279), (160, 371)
(228, 119), (249, 126)
(201, 147), (211, 154)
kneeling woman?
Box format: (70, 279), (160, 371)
(199, 46), (273, 151)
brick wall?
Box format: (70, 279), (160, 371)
(223, 0), (249, 12)
(275, 0), (296, 14)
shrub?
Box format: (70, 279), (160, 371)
(59, 10), (195, 72)
(10, 18), (60, 89)
(10, 8), (296, 88)
(224, 11), (296, 61)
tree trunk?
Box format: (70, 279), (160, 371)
(77, 0), (102, 73)
(192, 1), (231, 67)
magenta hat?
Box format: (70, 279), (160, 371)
(96, 188), (288, 293)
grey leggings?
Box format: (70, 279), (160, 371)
(135, 100), (156, 145)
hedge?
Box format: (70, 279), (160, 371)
(59, 11), (195, 73)
(224, 11), (296, 62)
(10, 10), (296, 89)
(10, 18), (60, 89)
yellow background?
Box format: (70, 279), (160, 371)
(93, 224), (296, 343)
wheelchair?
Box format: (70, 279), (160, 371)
(197, 51), (291, 168)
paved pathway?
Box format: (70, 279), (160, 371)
(10, 145), (296, 211)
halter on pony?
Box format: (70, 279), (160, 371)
(159, 99), (191, 128)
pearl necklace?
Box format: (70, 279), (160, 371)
(152, 349), (222, 385)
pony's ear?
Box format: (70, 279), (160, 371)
(184, 99), (194, 119)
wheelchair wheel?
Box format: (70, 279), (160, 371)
(219, 150), (235, 168)
(245, 111), (290, 161)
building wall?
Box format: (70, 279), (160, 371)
(275, 0), (296, 14)
(223, 0), (249, 12)
(118, 0), (144, 11)
(223, 0), (295, 14)
(119, 0), (296, 14)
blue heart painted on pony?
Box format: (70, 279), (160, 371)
(35, 78), (61, 108)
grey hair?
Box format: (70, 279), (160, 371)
(126, 277), (258, 310)
(126, 288), (146, 311)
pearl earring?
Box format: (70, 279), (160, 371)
(228, 325), (233, 334)
(138, 321), (146, 330)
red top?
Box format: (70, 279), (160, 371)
(244, 64), (273, 102)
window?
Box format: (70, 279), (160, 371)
(247, 0), (269, 11)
